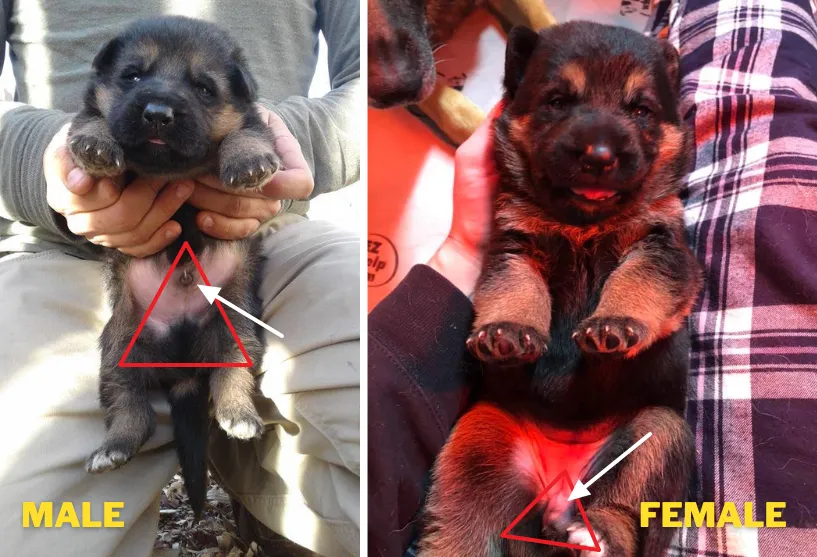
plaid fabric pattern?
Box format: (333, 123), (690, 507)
(664, 0), (817, 554)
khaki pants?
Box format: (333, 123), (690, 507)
(0, 219), (360, 557)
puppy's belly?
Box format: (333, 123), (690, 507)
(126, 247), (242, 335)
(512, 420), (613, 523)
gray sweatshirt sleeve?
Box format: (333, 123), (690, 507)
(0, 104), (77, 239)
(259, 0), (361, 199)
(0, 1), (79, 240)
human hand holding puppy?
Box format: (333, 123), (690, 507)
(189, 105), (314, 239)
(427, 102), (501, 297)
(45, 105), (313, 254)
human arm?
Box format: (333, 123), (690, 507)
(258, 0), (361, 202)
(368, 265), (474, 556)
(368, 105), (502, 555)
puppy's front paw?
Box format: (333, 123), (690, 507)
(216, 406), (263, 440)
(467, 322), (547, 363)
(220, 150), (282, 191)
(69, 134), (124, 177)
(85, 445), (134, 474)
(573, 316), (648, 356)
(566, 523), (606, 556)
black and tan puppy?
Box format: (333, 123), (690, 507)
(419, 22), (702, 556)
(69, 16), (280, 518)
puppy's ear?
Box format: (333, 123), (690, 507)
(503, 26), (539, 100)
(92, 37), (123, 75)
(659, 40), (681, 94)
(229, 51), (258, 102)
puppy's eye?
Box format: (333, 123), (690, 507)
(122, 71), (142, 83)
(548, 96), (572, 109)
(197, 84), (214, 97)
(630, 105), (652, 117)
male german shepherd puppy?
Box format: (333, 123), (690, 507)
(419, 22), (702, 556)
(69, 16), (281, 518)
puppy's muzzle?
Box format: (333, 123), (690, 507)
(579, 143), (617, 177)
(142, 103), (174, 126)
(368, 31), (433, 107)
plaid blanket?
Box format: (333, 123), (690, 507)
(665, 0), (817, 554)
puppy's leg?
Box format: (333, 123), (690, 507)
(468, 244), (551, 363)
(219, 121), (282, 191)
(199, 262), (265, 440)
(563, 407), (693, 556)
(68, 112), (125, 177)
(416, 82), (486, 146)
(210, 366), (263, 440)
(419, 404), (558, 557)
(86, 323), (156, 473)
(574, 225), (702, 357)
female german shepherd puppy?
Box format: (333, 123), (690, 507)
(420, 22), (702, 556)
(69, 16), (281, 518)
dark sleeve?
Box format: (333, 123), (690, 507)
(368, 265), (475, 557)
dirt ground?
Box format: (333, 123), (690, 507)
(153, 474), (262, 557)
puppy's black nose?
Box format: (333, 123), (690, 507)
(142, 103), (174, 125)
(579, 143), (617, 175)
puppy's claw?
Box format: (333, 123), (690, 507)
(468, 322), (547, 363)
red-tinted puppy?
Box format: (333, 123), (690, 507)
(420, 21), (702, 556)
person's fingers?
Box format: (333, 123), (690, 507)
(196, 211), (260, 240)
(46, 142), (121, 215)
(454, 101), (503, 171)
(193, 174), (268, 197)
(261, 167), (315, 201)
(67, 177), (181, 236)
(55, 177), (122, 216)
(90, 180), (194, 248)
(256, 107), (315, 200)
(187, 184), (281, 220)
(117, 221), (183, 258)
(55, 144), (96, 196)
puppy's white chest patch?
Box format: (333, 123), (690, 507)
(126, 247), (242, 335)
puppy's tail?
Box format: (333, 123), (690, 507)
(168, 378), (210, 520)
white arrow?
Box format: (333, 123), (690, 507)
(568, 431), (653, 501)
(198, 285), (284, 339)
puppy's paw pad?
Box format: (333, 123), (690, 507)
(221, 151), (283, 191)
(217, 409), (263, 440)
(68, 134), (124, 177)
(466, 322), (547, 363)
(566, 524), (606, 556)
(573, 316), (648, 355)
(85, 446), (132, 474)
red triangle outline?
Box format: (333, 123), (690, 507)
(118, 241), (253, 368)
(500, 470), (602, 552)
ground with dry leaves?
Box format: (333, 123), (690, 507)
(153, 474), (265, 557)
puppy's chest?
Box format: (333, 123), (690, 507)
(541, 235), (622, 315)
(125, 248), (242, 335)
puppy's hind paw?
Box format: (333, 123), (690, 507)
(85, 445), (133, 474)
(567, 524), (606, 556)
(217, 407), (264, 440)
